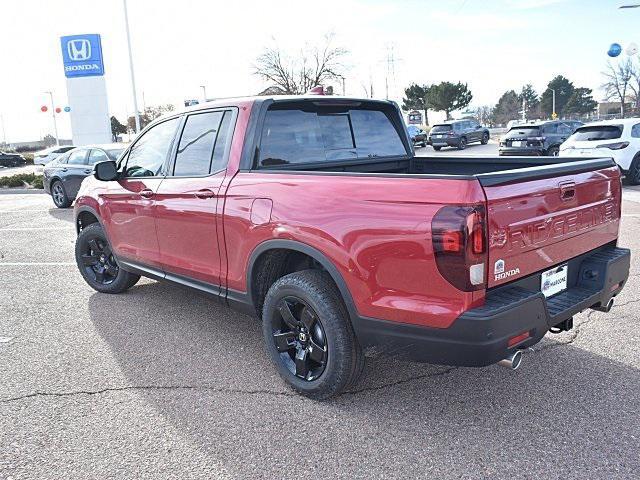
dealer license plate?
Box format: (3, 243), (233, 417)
(541, 265), (568, 298)
(511, 140), (525, 147)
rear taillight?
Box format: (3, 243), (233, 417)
(432, 205), (487, 291)
(597, 142), (629, 150)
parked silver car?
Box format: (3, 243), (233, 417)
(33, 145), (75, 165)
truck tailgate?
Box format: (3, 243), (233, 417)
(480, 160), (621, 288)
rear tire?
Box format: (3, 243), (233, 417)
(75, 223), (140, 294)
(262, 270), (364, 399)
(626, 155), (640, 185)
(458, 137), (467, 150)
(51, 181), (72, 208)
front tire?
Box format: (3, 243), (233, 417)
(75, 223), (140, 293)
(433, 146), (442, 151)
(262, 270), (364, 400)
(51, 181), (72, 208)
(481, 132), (489, 145)
(546, 145), (560, 156)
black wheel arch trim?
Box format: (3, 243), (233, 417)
(74, 205), (105, 234)
(245, 239), (359, 323)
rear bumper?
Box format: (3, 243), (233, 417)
(499, 146), (545, 156)
(354, 245), (630, 367)
(429, 137), (461, 147)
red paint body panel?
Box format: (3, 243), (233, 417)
(485, 167), (621, 287)
(74, 95), (624, 337)
(223, 172), (486, 328)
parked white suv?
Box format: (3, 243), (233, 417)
(560, 118), (640, 184)
(33, 146), (75, 165)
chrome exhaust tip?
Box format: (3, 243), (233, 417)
(592, 298), (614, 313)
(498, 350), (523, 370)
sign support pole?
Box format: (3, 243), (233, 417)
(45, 91), (59, 146)
(123, 0), (141, 133)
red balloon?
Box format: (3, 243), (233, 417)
(41, 105), (48, 112)
(55, 107), (61, 113)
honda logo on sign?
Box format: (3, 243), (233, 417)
(60, 34), (104, 77)
(67, 39), (91, 61)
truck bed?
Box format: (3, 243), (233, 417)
(260, 155), (616, 186)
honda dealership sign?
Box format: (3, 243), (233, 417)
(60, 33), (111, 145)
(60, 34), (105, 77)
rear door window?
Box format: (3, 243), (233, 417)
(632, 124), (640, 138)
(571, 125), (623, 141)
(258, 105), (406, 167)
(88, 149), (109, 164)
(173, 111), (224, 176)
(67, 149), (88, 165)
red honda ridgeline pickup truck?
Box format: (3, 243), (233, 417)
(73, 95), (630, 399)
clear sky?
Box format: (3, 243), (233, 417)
(0, 0), (637, 142)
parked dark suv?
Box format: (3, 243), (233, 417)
(428, 119), (490, 150)
(499, 120), (583, 156)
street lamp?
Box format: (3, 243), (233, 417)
(44, 91), (59, 146)
(551, 88), (556, 119)
(123, 0), (141, 133)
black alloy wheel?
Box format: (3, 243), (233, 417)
(80, 236), (119, 285)
(481, 132), (489, 145)
(272, 296), (327, 381)
(458, 136), (467, 150)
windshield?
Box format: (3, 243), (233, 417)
(431, 125), (452, 133)
(106, 148), (125, 160)
(507, 126), (540, 136)
(570, 125), (622, 141)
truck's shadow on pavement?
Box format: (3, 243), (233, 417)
(88, 280), (640, 478)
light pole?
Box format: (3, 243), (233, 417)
(0, 113), (6, 146)
(44, 91), (59, 146)
(200, 85), (208, 102)
(551, 88), (556, 119)
(123, 0), (141, 133)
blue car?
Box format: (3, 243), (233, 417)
(406, 125), (427, 148)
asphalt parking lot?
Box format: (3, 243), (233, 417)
(1, 178), (639, 478)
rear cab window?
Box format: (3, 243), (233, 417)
(571, 125), (623, 141)
(257, 101), (407, 167)
(431, 125), (452, 133)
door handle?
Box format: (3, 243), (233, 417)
(195, 189), (216, 199)
(61, 168), (68, 172)
(83, 169), (92, 174)
(139, 189), (154, 199)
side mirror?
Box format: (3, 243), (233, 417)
(94, 160), (119, 181)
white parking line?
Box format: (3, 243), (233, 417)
(0, 227), (71, 231)
(0, 262), (75, 266)
(0, 210), (55, 213)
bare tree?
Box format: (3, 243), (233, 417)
(254, 34), (348, 95)
(602, 59), (634, 117)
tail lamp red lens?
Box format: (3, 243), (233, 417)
(432, 205), (488, 291)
